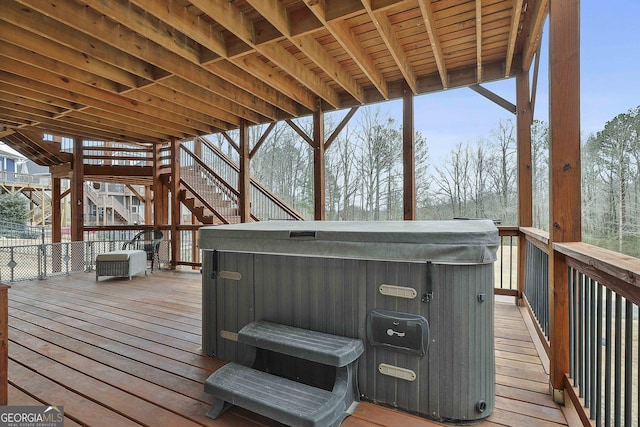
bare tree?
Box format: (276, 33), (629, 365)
(488, 119), (517, 224)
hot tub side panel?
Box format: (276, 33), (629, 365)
(202, 251), (495, 422)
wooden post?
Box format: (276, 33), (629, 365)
(144, 185), (152, 225)
(170, 138), (180, 269)
(548, 0), (581, 403)
(516, 69), (533, 306)
(403, 83), (416, 220)
(313, 103), (325, 220)
(153, 143), (164, 228)
(71, 138), (84, 272)
(71, 137), (84, 242)
(52, 177), (62, 272)
(238, 121), (251, 222)
(0, 285), (9, 406)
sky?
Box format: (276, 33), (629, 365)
(347, 1), (640, 163)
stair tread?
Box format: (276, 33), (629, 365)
(205, 363), (341, 427)
(238, 321), (363, 367)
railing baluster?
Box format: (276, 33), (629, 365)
(605, 288), (612, 427)
(569, 267), (576, 380)
(588, 277), (596, 414)
(578, 269), (584, 396)
(596, 282), (603, 426)
(624, 299), (632, 426)
(614, 293), (622, 427)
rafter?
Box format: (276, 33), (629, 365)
(305, 2), (389, 99)
(417, 0), (448, 90)
(505, 0), (525, 77)
(522, 0), (549, 72)
(248, 0), (364, 103)
(192, 0), (341, 108)
(14, 0), (276, 123)
(476, 0), (483, 82)
(361, 1), (417, 94)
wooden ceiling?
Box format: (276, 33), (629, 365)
(0, 0), (547, 164)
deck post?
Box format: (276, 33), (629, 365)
(71, 137), (84, 242)
(403, 82), (416, 220)
(52, 177), (62, 272)
(71, 137), (85, 272)
(516, 69), (533, 306)
(239, 121), (251, 222)
(144, 186), (152, 225)
(0, 285), (8, 405)
(548, 0), (581, 404)
(313, 101), (325, 220)
(170, 138), (180, 269)
(153, 143), (163, 228)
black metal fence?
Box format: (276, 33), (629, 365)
(569, 267), (639, 427)
(524, 240), (550, 339)
(0, 238), (171, 283)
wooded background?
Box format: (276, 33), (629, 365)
(210, 105), (640, 257)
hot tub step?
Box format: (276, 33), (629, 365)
(205, 363), (349, 427)
(238, 320), (363, 367)
(204, 321), (363, 426)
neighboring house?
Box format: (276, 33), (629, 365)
(0, 143), (26, 181)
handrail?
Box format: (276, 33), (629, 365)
(514, 228), (640, 427)
(198, 136), (304, 220)
(0, 171), (51, 188)
(555, 241), (640, 306)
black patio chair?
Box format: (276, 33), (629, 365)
(122, 229), (164, 272)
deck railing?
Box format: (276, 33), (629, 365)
(511, 227), (640, 427)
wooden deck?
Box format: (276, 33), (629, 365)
(6, 270), (575, 427)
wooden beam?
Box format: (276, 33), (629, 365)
(170, 138), (180, 269)
(51, 177), (62, 244)
(475, 0), (482, 82)
(305, 3), (388, 99)
(362, 1), (417, 93)
(548, 0), (580, 401)
(250, 122), (276, 159)
(417, 0), (448, 89)
(238, 121), (251, 223)
(144, 186), (153, 226)
(152, 144), (164, 228)
(402, 84), (415, 220)
(505, 0), (525, 77)
(516, 70), (533, 304)
(285, 119), (314, 147)
(313, 104), (325, 220)
(126, 184), (145, 203)
(522, 0), (549, 72)
(325, 107), (359, 150)
(71, 137), (84, 242)
(246, 0), (363, 102)
(469, 85), (517, 114)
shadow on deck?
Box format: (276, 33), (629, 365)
(6, 271), (575, 426)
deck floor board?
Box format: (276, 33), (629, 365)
(6, 270), (572, 426)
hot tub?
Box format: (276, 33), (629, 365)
(198, 220), (499, 423)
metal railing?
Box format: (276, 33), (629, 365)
(556, 243), (640, 427)
(0, 228), (172, 283)
(524, 239), (550, 339)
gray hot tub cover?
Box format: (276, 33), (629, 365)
(198, 220), (499, 264)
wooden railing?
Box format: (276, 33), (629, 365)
(507, 227), (640, 427)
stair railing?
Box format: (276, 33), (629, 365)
(196, 137), (304, 221)
(180, 147), (240, 223)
